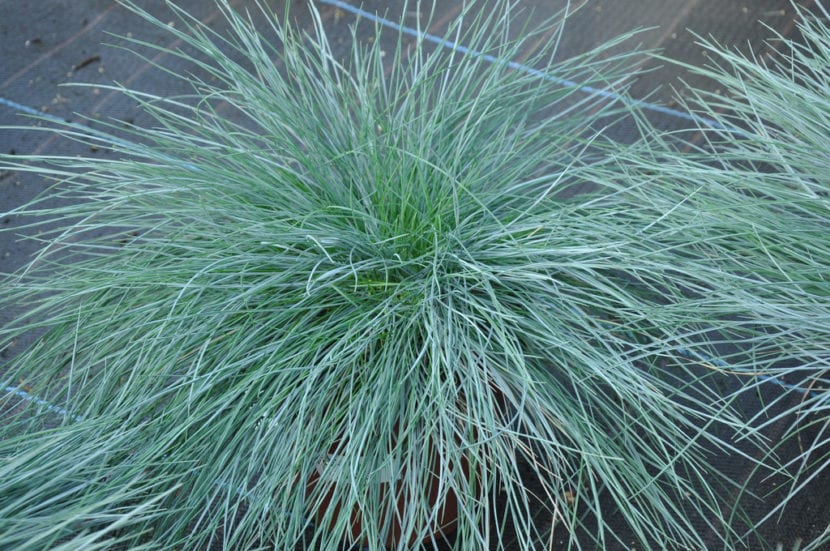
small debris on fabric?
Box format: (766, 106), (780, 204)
(71, 55), (101, 73)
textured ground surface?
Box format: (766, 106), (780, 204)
(1, 1), (828, 549)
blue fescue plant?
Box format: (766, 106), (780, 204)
(643, 3), (829, 548)
(0, 1), (818, 549)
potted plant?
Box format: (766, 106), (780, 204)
(0, 1), (815, 549)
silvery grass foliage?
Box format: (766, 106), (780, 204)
(639, 3), (830, 548)
(0, 0), (812, 549)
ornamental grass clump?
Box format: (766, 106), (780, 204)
(0, 1), (813, 549)
(638, 3), (830, 548)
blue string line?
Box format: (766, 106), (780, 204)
(0, 97), (53, 118)
(675, 348), (824, 400)
(2, 385), (83, 421)
(0, 96), (142, 151)
(0, 96), (200, 171)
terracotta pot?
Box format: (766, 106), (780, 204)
(306, 445), (462, 547)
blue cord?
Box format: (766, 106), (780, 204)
(2, 385), (83, 420)
(676, 347), (826, 400)
(0, 96), (199, 172)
